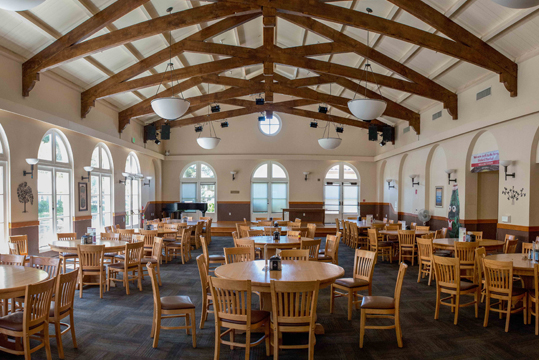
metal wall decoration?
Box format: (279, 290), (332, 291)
(502, 186), (526, 205)
(17, 182), (34, 213)
(78, 182), (88, 211)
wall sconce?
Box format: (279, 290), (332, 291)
(143, 176), (152, 187)
(81, 166), (94, 181)
(499, 160), (515, 180)
(445, 169), (457, 185)
(386, 179), (395, 189)
(303, 172), (310, 181)
(119, 172), (131, 185)
(231, 171), (237, 181)
(23, 158), (39, 179)
(409, 174), (419, 187)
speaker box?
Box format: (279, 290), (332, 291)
(145, 125), (156, 140)
(368, 125), (378, 141)
(161, 124), (170, 140)
(383, 127), (393, 142)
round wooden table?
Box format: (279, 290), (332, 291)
(434, 238), (505, 251)
(242, 235), (305, 256)
(49, 240), (130, 252)
(485, 254), (534, 277)
(0, 265), (48, 300)
(379, 230), (433, 236)
(250, 226), (307, 234)
(215, 260), (344, 334)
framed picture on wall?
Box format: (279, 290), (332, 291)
(435, 186), (443, 208)
(79, 182), (88, 212)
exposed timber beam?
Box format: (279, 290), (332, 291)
(263, 6), (276, 118)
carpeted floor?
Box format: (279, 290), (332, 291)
(4, 236), (539, 359)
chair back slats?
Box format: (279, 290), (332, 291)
(475, 247), (486, 284)
(469, 231), (483, 240)
(57, 233), (77, 241)
(117, 229), (135, 241)
(415, 226), (430, 232)
(368, 229), (378, 252)
(483, 259), (513, 296)
(416, 238), (433, 262)
(335, 218), (341, 233)
(55, 270), (78, 316)
(209, 277), (251, 324)
(353, 249), (376, 283)
(100, 232), (120, 241)
(239, 225), (251, 238)
(434, 230), (443, 239)
(307, 224), (316, 239)
(235, 238), (256, 250)
(104, 226), (113, 233)
(522, 242), (533, 255)
(300, 239), (321, 261)
(140, 230), (158, 248)
(271, 280), (319, 326)
(150, 237), (164, 261)
(77, 244), (105, 271)
(344, 221), (351, 242)
(440, 228), (448, 238)
(248, 230), (264, 237)
(325, 234), (340, 261)
(504, 239), (518, 254)
(197, 255), (209, 290)
(24, 277), (56, 330)
(0, 254), (25, 265)
(394, 263), (408, 310)
(455, 242), (478, 271)
(433, 256), (460, 290)
(264, 227), (281, 236)
(224, 247), (255, 264)
(398, 230), (416, 246)
(26, 256), (61, 280)
(280, 249), (309, 261)
(350, 222), (358, 247)
(200, 236), (210, 266)
(146, 263), (161, 309)
(163, 223), (178, 231)
(125, 241), (144, 267)
(232, 231), (239, 243)
(421, 232), (435, 240)
(9, 235), (28, 255)
(132, 234), (145, 244)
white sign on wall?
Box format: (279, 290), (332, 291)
(471, 150), (499, 173)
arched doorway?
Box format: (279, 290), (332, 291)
(180, 162), (217, 221)
(251, 161), (289, 220)
(323, 162), (360, 222)
(90, 143), (114, 234)
(37, 129), (74, 249)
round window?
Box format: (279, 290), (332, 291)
(258, 113), (282, 136)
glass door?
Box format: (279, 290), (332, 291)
(324, 182), (342, 222)
(271, 182), (287, 219)
(252, 182), (269, 219)
(200, 183), (216, 216)
(91, 174), (112, 234)
(342, 182), (359, 219)
(125, 178), (140, 229)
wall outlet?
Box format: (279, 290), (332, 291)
(501, 215), (511, 223)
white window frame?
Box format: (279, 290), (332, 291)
(250, 161), (289, 220)
(37, 129), (74, 251)
(0, 125), (9, 253)
(180, 162), (217, 220)
(323, 162), (360, 222)
(90, 143), (114, 234)
(258, 113), (282, 137)
(124, 152), (141, 229)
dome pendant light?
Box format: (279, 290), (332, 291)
(348, 8), (387, 122)
(197, 100), (221, 150)
(0, 0), (46, 11)
(318, 121), (342, 150)
(151, 7), (190, 120)
(491, 0), (539, 8)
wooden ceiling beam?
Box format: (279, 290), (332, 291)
(386, 0), (517, 96)
(22, 0), (151, 96)
(263, 6), (276, 117)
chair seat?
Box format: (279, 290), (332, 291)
(160, 295), (195, 310)
(60, 253), (77, 257)
(491, 287), (527, 297)
(49, 304), (70, 318)
(0, 312), (41, 332)
(334, 278), (370, 288)
(107, 262), (139, 270)
(442, 281), (478, 291)
(141, 257), (158, 264)
(104, 252), (118, 257)
(222, 310), (270, 325)
(361, 296), (395, 310)
(318, 249), (325, 254)
(378, 241), (393, 247)
(318, 254), (332, 261)
(114, 254), (125, 260)
(209, 254), (225, 262)
(433, 250), (452, 257)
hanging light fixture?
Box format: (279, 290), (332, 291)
(318, 122), (342, 150)
(197, 98), (221, 149)
(491, 0), (539, 8)
(348, 8), (387, 122)
(0, 0), (45, 11)
(150, 7), (190, 120)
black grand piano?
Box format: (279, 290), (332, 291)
(164, 202), (208, 219)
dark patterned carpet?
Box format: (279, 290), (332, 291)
(4, 237), (539, 359)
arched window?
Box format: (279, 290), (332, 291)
(251, 161), (288, 220)
(124, 152), (141, 228)
(180, 162), (217, 220)
(0, 125), (9, 252)
(37, 129), (74, 249)
(90, 143), (114, 234)
(324, 162), (360, 221)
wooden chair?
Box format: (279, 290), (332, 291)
(440, 228), (448, 238)
(410, 222), (417, 230)
(330, 249), (376, 321)
(0, 254), (25, 265)
(224, 247), (255, 264)
(166, 227), (193, 264)
(469, 231), (483, 240)
(264, 227), (280, 236)
(256, 217), (268, 221)
(307, 223), (316, 239)
(383, 217), (388, 223)
(276, 221), (289, 227)
(116, 229), (135, 242)
(344, 221), (351, 246)
(209, 277), (270, 359)
(196, 255), (213, 329)
(385, 224), (400, 231)
(388, 219), (395, 224)
(415, 226), (430, 232)
(349, 222), (359, 248)
(335, 218), (341, 234)
(77, 244), (106, 299)
(107, 241), (144, 295)
(475, 247), (487, 302)
(141, 237), (163, 286)
(140, 229), (158, 257)
(49, 269), (78, 359)
(201, 236), (225, 272)
(280, 250), (309, 261)
(258, 221), (273, 227)
(8, 235), (28, 257)
(318, 234), (340, 264)
(398, 230), (417, 266)
(190, 221), (204, 249)
(270, 280), (319, 359)
(248, 230), (264, 237)
(528, 263), (539, 335)
(235, 238), (261, 259)
(147, 263), (196, 349)
(0, 277), (55, 359)
(421, 232), (435, 240)
(432, 256), (480, 325)
(238, 225), (251, 238)
(505, 239), (518, 254)
(300, 239), (321, 261)
(483, 258), (527, 332)
(359, 263), (408, 348)
(434, 230), (443, 239)
(522, 242), (533, 256)
(26, 256), (61, 279)
(416, 238), (434, 286)
(201, 217), (213, 245)
(287, 230), (302, 238)
(454, 242), (479, 281)
(104, 226), (113, 233)
(101, 232), (120, 264)
(368, 229), (392, 264)
(58, 232), (78, 273)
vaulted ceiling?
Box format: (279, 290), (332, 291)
(2, 0), (538, 135)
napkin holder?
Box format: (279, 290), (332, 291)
(270, 255), (282, 271)
(81, 235), (92, 244)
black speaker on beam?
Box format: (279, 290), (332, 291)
(368, 125), (378, 141)
(161, 124), (170, 140)
(145, 125), (156, 141)
(383, 126), (394, 142)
